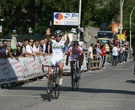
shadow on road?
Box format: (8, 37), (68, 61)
(8, 85), (135, 96)
(126, 80), (135, 84)
(60, 87), (135, 95)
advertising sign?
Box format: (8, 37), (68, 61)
(112, 23), (119, 34)
(117, 34), (125, 41)
(54, 12), (79, 26)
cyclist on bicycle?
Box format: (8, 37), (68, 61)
(48, 30), (69, 85)
(65, 41), (84, 79)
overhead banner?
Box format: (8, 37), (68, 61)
(53, 12), (79, 26)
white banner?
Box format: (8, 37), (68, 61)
(54, 12), (79, 26)
(0, 55), (87, 84)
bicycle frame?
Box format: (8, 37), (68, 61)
(72, 59), (80, 90)
(46, 63), (60, 102)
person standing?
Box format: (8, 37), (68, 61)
(45, 34), (52, 55)
(39, 40), (46, 54)
(101, 44), (106, 68)
(96, 44), (102, 68)
(87, 43), (94, 70)
(123, 45), (129, 62)
(118, 45), (124, 63)
(112, 44), (119, 66)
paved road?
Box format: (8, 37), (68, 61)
(0, 61), (135, 110)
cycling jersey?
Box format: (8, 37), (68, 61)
(50, 40), (65, 65)
(68, 46), (83, 61)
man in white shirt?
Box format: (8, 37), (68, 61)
(33, 40), (41, 55)
(112, 44), (119, 66)
(87, 43), (94, 70)
(22, 39), (36, 56)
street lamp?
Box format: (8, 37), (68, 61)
(119, 0), (124, 44)
(129, 6), (135, 59)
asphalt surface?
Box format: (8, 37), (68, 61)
(0, 60), (135, 110)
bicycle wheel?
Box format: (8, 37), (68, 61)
(47, 75), (53, 102)
(54, 74), (60, 99)
(75, 70), (80, 89)
(75, 77), (80, 89)
(71, 72), (76, 91)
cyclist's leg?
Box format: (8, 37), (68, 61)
(78, 56), (83, 78)
(58, 62), (64, 76)
(47, 58), (55, 83)
(70, 61), (74, 80)
(47, 67), (52, 82)
(57, 59), (64, 85)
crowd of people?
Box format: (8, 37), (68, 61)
(0, 28), (133, 72)
(87, 41), (133, 70)
(0, 28), (85, 86)
(0, 28), (66, 58)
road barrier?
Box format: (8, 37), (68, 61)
(88, 54), (101, 70)
(0, 55), (87, 87)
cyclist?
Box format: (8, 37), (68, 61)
(65, 41), (84, 79)
(48, 30), (69, 85)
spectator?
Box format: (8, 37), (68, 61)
(33, 40), (41, 55)
(96, 44), (102, 67)
(87, 43), (94, 70)
(22, 39), (36, 56)
(112, 44), (119, 66)
(101, 44), (106, 68)
(0, 40), (10, 58)
(11, 42), (23, 57)
(118, 45), (124, 63)
(29, 39), (34, 47)
(123, 45), (129, 62)
(51, 35), (55, 40)
(39, 40), (46, 53)
(130, 46), (133, 59)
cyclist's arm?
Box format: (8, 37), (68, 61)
(65, 52), (70, 65)
(78, 46), (84, 62)
(65, 47), (72, 65)
(65, 32), (69, 45)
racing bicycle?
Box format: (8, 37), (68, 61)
(44, 64), (61, 102)
(71, 59), (80, 91)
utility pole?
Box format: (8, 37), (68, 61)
(119, 0), (124, 44)
(78, 0), (82, 41)
(129, 6), (135, 58)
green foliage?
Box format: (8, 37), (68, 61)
(0, 0), (135, 39)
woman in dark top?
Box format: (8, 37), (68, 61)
(45, 34), (52, 55)
(12, 42), (22, 57)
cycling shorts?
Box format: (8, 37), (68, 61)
(50, 56), (64, 66)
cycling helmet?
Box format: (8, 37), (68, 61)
(72, 41), (79, 46)
(53, 30), (64, 37)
